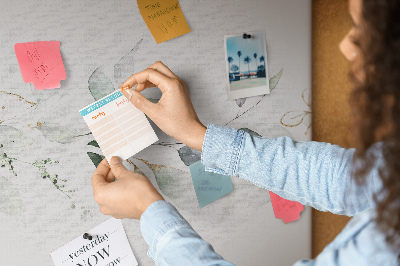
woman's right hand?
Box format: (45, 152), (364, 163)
(120, 61), (207, 151)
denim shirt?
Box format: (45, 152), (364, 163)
(140, 124), (399, 265)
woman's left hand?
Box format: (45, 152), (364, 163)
(91, 157), (164, 219)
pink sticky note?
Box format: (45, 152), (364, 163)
(14, 41), (67, 90)
(269, 191), (304, 224)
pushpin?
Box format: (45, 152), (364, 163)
(243, 33), (252, 39)
(83, 233), (93, 240)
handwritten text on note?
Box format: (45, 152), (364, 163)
(137, 0), (191, 44)
(14, 41), (67, 90)
(189, 161), (233, 208)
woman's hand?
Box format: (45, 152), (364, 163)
(120, 61), (206, 151)
(91, 157), (164, 219)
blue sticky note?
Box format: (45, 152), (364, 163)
(189, 161), (233, 208)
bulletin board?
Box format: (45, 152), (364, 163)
(0, 0), (312, 265)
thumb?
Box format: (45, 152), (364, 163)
(122, 88), (155, 115)
(109, 156), (129, 178)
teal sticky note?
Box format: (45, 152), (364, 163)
(189, 161), (233, 208)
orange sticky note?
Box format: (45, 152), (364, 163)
(137, 0), (191, 44)
(14, 41), (67, 90)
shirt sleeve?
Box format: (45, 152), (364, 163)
(201, 124), (383, 216)
(293, 210), (399, 266)
(140, 200), (235, 265)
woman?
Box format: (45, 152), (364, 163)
(90, 0), (400, 264)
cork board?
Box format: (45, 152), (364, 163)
(0, 0), (312, 265)
(312, 0), (353, 258)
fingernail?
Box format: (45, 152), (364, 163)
(120, 85), (130, 92)
(124, 89), (133, 100)
(110, 156), (122, 165)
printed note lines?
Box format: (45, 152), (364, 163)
(89, 104), (155, 159)
(80, 90), (158, 161)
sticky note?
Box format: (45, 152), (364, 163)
(137, 0), (191, 44)
(79, 90), (158, 161)
(269, 191), (304, 224)
(51, 218), (138, 266)
(14, 41), (67, 90)
(189, 161), (233, 208)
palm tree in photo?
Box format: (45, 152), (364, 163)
(253, 53), (258, 74)
(260, 55), (265, 72)
(231, 64), (239, 72)
(244, 56), (251, 78)
(227, 56), (234, 73)
(237, 51), (242, 77)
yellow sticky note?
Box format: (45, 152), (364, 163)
(137, 0), (191, 44)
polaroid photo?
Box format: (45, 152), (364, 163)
(224, 31), (270, 100)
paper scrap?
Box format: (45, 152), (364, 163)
(14, 41), (67, 90)
(137, 0), (191, 44)
(51, 218), (138, 266)
(79, 90), (158, 161)
(269, 191), (304, 224)
(189, 161), (233, 208)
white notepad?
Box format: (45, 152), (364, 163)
(79, 90), (158, 161)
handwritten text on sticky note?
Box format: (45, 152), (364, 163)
(269, 191), (304, 224)
(137, 0), (191, 44)
(189, 161), (233, 208)
(14, 41), (67, 90)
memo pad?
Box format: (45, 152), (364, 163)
(79, 91), (158, 161)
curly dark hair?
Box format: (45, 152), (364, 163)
(350, 0), (400, 254)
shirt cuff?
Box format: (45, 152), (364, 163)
(201, 124), (245, 176)
(140, 200), (192, 260)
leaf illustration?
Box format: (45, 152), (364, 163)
(269, 68), (283, 91)
(235, 98), (246, 107)
(88, 68), (115, 101)
(138, 159), (190, 199)
(280, 110), (311, 127)
(114, 39), (144, 87)
(302, 88), (311, 108)
(0, 125), (34, 153)
(229, 122), (293, 139)
(178, 145), (201, 166)
(239, 128), (262, 138)
(87, 140), (99, 148)
(30, 84), (57, 104)
(87, 152), (104, 168)
(36, 122), (90, 144)
(126, 159), (146, 176)
(0, 176), (24, 215)
(0, 90), (37, 125)
(148, 98), (159, 104)
(228, 69), (284, 125)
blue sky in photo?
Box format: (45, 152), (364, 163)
(226, 32), (266, 73)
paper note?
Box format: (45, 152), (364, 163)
(51, 218), (138, 266)
(189, 161), (233, 208)
(79, 90), (158, 161)
(137, 0), (191, 44)
(14, 41), (67, 90)
(269, 191), (304, 224)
